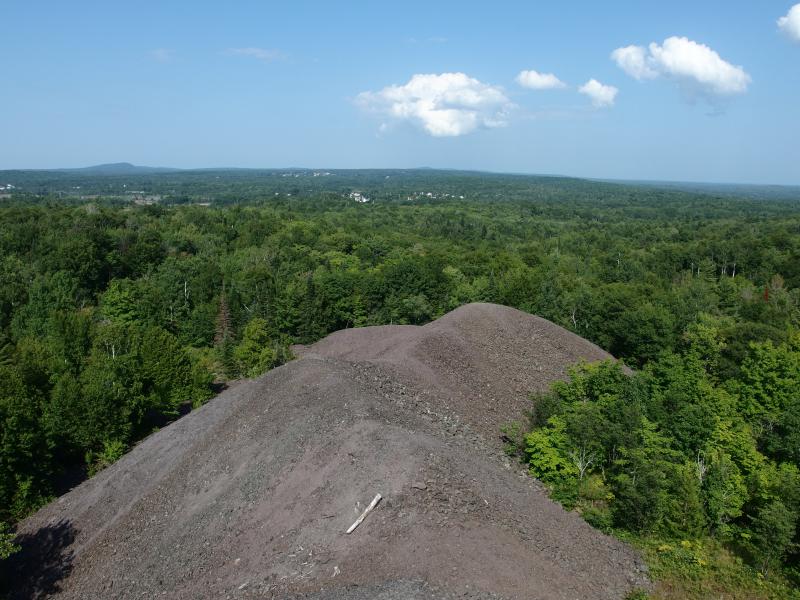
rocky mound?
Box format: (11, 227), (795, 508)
(296, 303), (614, 441)
(8, 304), (647, 599)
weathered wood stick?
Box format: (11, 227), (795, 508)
(346, 493), (382, 534)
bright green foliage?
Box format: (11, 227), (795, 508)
(443, 266), (491, 310)
(87, 439), (127, 477)
(632, 535), (799, 600)
(737, 338), (800, 424)
(702, 449), (747, 533)
(515, 349), (800, 580)
(524, 416), (578, 486)
(190, 360), (216, 408)
(680, 313), (730, 378)
(233, 317), (280, 377)
(0, 176), (799, 589)
(101, 279), (139, 324)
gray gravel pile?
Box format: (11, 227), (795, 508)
(9, 303), (648, 599)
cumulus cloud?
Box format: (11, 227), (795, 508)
(778, 4), (800, 42)
(612, 36), (751, 98)
(356, 72), (513, 137)
(649, 37), (750, 94)
(225, 47), (285, 62)
(516, 70), (567, 90)
(610, 46), (658, 80)
(578, 79), (618, 108)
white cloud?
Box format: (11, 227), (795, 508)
(649, 37), (750, 95)
(578, 79), (618, 108)
(516, 70), (567, 90)
(225, 47), (285, 62)
(357, 72), (513, 137)
(778, 4), (800, 42)
(612, 36), (751, 97)
(610, 45), (658, 80)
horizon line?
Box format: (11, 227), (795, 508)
(0, 163), (798, 189)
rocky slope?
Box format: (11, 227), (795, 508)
(8, 303), (647, 599)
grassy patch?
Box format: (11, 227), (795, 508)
(618, 534), (800, 600)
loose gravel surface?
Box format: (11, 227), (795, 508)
(8, 303), (648, 599)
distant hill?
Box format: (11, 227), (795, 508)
(57, 162), (180, 175)
(599, 178), (800, 202)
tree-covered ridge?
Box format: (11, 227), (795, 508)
(3, 167), (800, 204)
(0, 183), (798, 592)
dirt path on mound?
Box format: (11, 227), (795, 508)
(7, 304), (647, 600)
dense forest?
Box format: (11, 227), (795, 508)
(1, 170), (799, 596)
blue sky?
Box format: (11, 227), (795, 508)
(1, 1), (798, 184)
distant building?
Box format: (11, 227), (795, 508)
(132, 195), (162, 205)
(349, 191), (370, 203)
